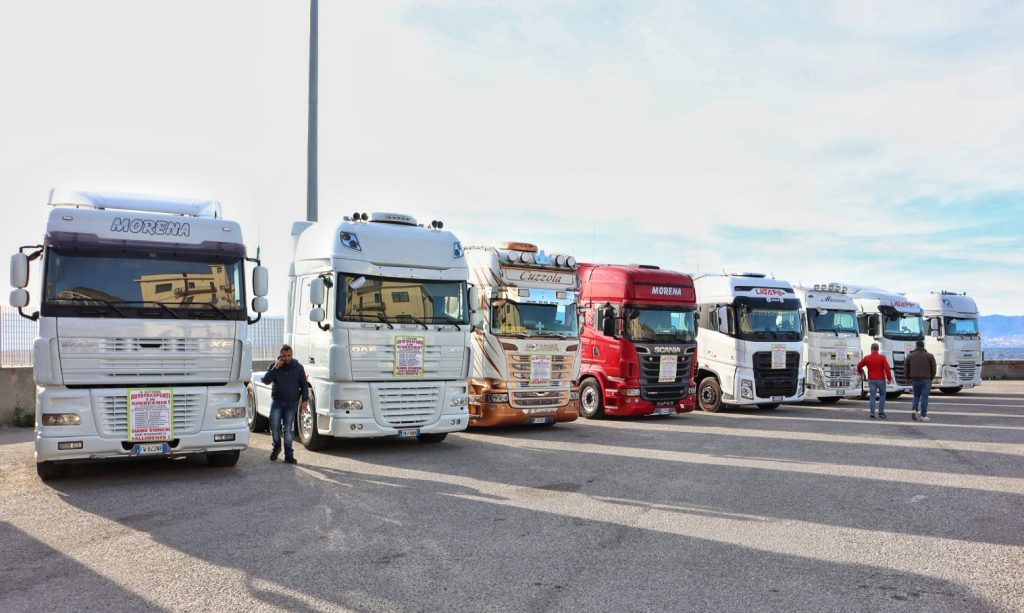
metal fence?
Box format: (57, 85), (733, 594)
(1, 306), (285, 366)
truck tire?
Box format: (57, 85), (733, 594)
(298, 391), (330, 451)
(939, 387), (962, 395)
(579, 379), (605, 419)
(818, 397), (842, 404)
(698, 378), (724, 413)
(206, 450), (240, 467)
(417, 433), (448, 443)
(246, 384), (268, 433)
(37, 461), (71, 481)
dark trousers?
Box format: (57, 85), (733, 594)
(911, 380), (931, 417)
(269, 400), (298, 456)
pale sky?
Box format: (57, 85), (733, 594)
(2, 1), (1022, 315)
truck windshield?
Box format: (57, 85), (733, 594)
(882, 314), (924, 340)
(337, 274), (468, 325)
(807, 308), (858, 334)
(737, 307), (802, 340)
(491, 289), (578, 337)
(945, 317), (980, 337)
(623, 307), (696, 342)
(41, 248), (245, 319)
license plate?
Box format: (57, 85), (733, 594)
(771, 396), (783, 402)
(530, 417), (552, 425)
(397, 429), (420, 438)
(656, 407), (673, 415)
(837, 390), (845, 396)
(132, 443), (169, 456)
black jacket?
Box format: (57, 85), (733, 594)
(905, 348), (937, 381)
(261, 360), (310, 402)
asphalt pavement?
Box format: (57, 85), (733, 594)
(1, 382), (1022, 613)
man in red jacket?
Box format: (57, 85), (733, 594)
(857, 343), (894, 419)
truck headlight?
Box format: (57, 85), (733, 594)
(216, 407), (245, 420)
(486, 393), (509, 403)
(42, 413), (81, 426)
(450, 397), (468, 407)
(798, 378), (805, 396)
(334, 400), (363, 411)
(624, 388), (641, 397)
(740, 379), (753, 400)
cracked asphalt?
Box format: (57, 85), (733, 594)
(1, 381), (1022, 612)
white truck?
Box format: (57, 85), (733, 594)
(694, 273), (805, 412)
(844, 285), (923, 397)
(465, 242), (581, 427)
(9, 191), (269, 480)
(793, 284), (861, 403)
(248, 212), (477, 449)
(905, 291), (983, 394)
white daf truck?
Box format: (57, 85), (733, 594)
(9, 191), (269, 480)
(905, 291), (983, 394)
(793, 284), (861, 403)
(248, 212), (476, 449)
(844, 285), (923, 397)
(694, 273), (805, 412)
(465, 242), (581, 427)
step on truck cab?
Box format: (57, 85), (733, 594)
(465, 242), (582, 427)
(694, 273), (805, 412)
(577, 264), (698, 418)
(843, 285), (924, 396)
(793, 283), (862, 403)
(9, 191), (269, 480)
(249, 212), (477, 449)
(905, 291), (982, 394)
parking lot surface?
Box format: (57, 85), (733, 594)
(2, 382), (1022, 612)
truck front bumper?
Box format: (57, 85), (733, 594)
(324, 412), (468, 438)
(36, 428), (249, 463)
(469, 401), (579, 427)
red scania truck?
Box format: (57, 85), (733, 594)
(577, 264), (698, 418)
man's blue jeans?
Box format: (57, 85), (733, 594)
(269, 400), (299, 456)
(868, 379), (887, 415)
(911, 380), (931, 417)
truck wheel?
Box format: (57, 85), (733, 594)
(939, 387), (962, 395)
(818, 397), (841, 404)
(417, 433), (448, 443)
(298, 392), (330, 451)
(206, 450), (240, 467)
(886, 391), (903, 400)
(698, 378), (724, 413)
(579, 380), (605, 419)
(246, 385), (268, 433)
(37, 462), (71, 481)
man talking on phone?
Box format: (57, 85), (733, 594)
(261, 344), (309, 464)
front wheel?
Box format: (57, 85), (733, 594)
(298, 392), (330, 451)
(578, 379), (605, 419)
(206, 450), (240, 467)
(37, 461), (71, 481)
(698, 378), (724, 413)
(417, 433), (448, 443)
(246, 385), (268, 432)
(818, 397), (842, 405)
(939, 387), (962, 395)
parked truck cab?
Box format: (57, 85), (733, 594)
(844, 285), (924, 397)
(694, 273), (805, 412)
(794, 284), (862, 403)
(465, 242), (582, 427)
(577, 264), (698, 418)
(906, 291), (982, 394)
(9, 191), (269, 480)
(248, 212), (477, 449)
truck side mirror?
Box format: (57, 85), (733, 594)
(600, 305), (617, 337)
(310, 278), (326, 306)
(716, 305), (730, 335)
(869, 315), (880, 337)
(251, 296), (268, 314)
(252, 265), (269, 297)
(309, 307), (326, 323)
(929, 318), (940, 337)
(10, 288), (29, 308)
(10, 253), (29, 288)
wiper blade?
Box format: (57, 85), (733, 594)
(397, 315), (429, 330)
(188, 302), (230, 320)
(431, 314), (464, 329)
(377, 312), (394, 329)
(54, 297), (127, 317)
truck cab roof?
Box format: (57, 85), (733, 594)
(793, 285), (857, 311)
(844, 284), (923, 315)
(693, 273), (795, 304)
(578, 263), (695, 306)
(906, 291), (979, 317)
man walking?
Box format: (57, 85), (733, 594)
(857, 343), (894, 419)
(261, 344), (310, 464)
(906, 340), (937, 421)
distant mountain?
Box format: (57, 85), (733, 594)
(981, 315), (1024, 348)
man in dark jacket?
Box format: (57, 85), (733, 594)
(261, 344), (310, 463)
(906, 340), (937, 421)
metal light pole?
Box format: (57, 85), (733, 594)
(306, 0), (319, 222)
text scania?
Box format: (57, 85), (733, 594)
(650, 287), (683, 296)
(110, 218), (191, 237)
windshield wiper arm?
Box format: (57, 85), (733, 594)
(377, 312), (394, 329)
(432, 314), (464, 329)
(188, 302), (230, 320)
(400, 315), (429, 330)
(55, 297), (127, 317)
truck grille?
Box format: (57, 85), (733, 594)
(637, 345), (696, 402)
(372, 383), (443, 427)
(752, 351), (799, 397)
(824, 366), (856, 389)
(507, 354), (574, 383)
(892, 359), (909, 386)
(350, 344), (466, 381)
(510, 389), (570, 409)
(94, 390), (205, 438)
(60, 337), (234, 384)
(957, 361), (977, 381)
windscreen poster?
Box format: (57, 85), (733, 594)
(394, 336), (426, 377)
(127, 388), (174, 442)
